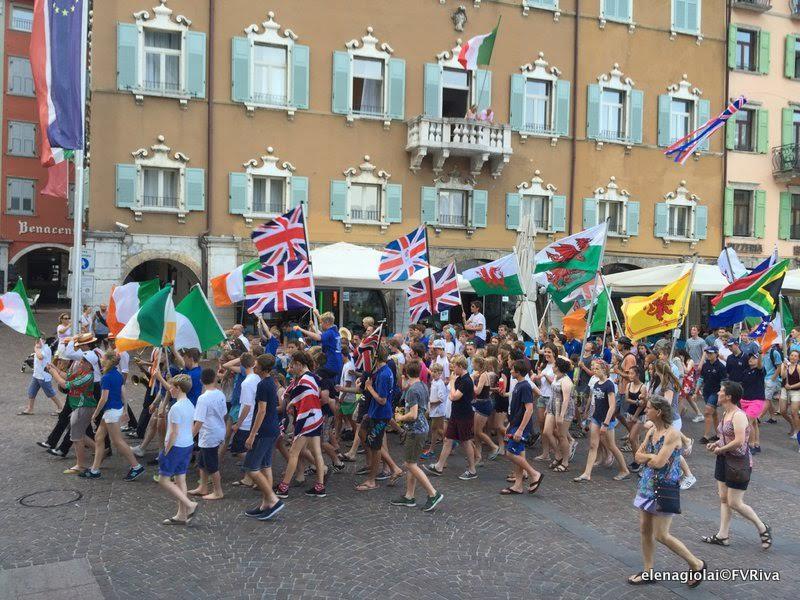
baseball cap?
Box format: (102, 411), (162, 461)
(726, 339), (739, 346)
(432, 339), (446, 349)
(705, 346), (718, 353)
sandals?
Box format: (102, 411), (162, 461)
(528, 474), (544, 494)
(553, 464), (569, 472)
(620, 443), (633, 453)
(687, 560), (707, 589)
(701, 534), (730, 546)
(387, 471), (405, 487)
(613, 473), (631, 481)
(627, 572), (654, 586)
(548, 459), (560, 469)
(231, 480), (256, 489)
(162, 517), (188, 526)
(499, 487), (523, 495)
(355, 483), (378, 492)
(187, 505), (199, 522)
(338, 453), (355, 463)
(759, 524), (773, 550)
(573, 475), (591, 483)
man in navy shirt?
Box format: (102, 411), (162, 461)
(297, 311), (343, 380)
(725, 339), (747, 383)
(698, 347), (726, 443)
(174, 348), (203, 406)
(563, 331), (582, 359)
(501, 360), (544, 494)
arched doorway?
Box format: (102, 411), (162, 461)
(125, 259), (200, 302)
(9, 246), (70, 304)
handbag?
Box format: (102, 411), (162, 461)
(720, 414), (752, 485)
(654, 480), (682, 514)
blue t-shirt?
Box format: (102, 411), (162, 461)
(230, 367), (246, 407)
(509, 379), (534, 436)
(101, 367), (124, 411)
(726, 353), (747, 383)
(183, 366), (203, 406)
(255, 376), (280, 437)
(564, 339), (582, 358)
(320, 327), (343, 374)
(263, 335), (280, 357)
(367, 364), (394, 420)
(763, 347), (782, 380)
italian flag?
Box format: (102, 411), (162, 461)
(211, 258), (261, 306)
(115, 286), (177, 352)
(457, 24), (498, 70)
(0, 279), (41, 338)
(462, 253), (523, 296)
(175, 286), (226, 351)
(534, 222), (607, 274)
(107, 279), (161, 336)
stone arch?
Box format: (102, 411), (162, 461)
(10, 243), (71, 265)
(122, 250), (202, 283)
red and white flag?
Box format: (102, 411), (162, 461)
(406, 262), (461, 324)
(251, 206), (308, 267)
(354, 323), (383, 373)
(244, 259), (315, 314)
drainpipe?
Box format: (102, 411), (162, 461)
(722, 1), (730, 253)
(567, 0), (580, 235)
(199, 0), (215, 290)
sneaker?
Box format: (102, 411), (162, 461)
(124, 465), (145, 481)
(47, 448), (66, 458)
(131, 445), (145, 458)
(330, 462), (346, 473)
(390, 496), (417, 507)
(423, 464), (443, 477)
(488, 447), (502, 461)
(422, 491), (444, 512)
(244, 506), (265, 518)
(458, 470), (478, 481)
(680, 474), (697, 490)
(257, 500), (285, 520)
(766, 418), (777, 424)
(305, 483), (327, 498)
(79, 469), (101, 479)
(629, 462), (641, 473)
(692, 415), (705, 423)
(275, 482), (290, 499)
(698, 437), (709, 444)
(36, 441), (51, 449)
(420, 451), (434, 460)
(375, 471), (391, 481)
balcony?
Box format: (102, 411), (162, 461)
(406, 116), (513, 178)
(731, 0), (772, 12)
(771, 144), (800, 180)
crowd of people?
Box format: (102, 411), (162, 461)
(19, 300), (790, 586)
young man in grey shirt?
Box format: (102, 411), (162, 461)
(685, 326), (706, 364)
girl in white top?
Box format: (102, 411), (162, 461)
(534, 345), (556, 462)
(55, 313), (72, 363)
(423, 363), (450, 458)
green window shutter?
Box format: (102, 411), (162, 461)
(291, 44), (310, 109)
(723, 188), (734, 236)
(423, 63), (442, 118)
(509, 75), (525, 131)
(385, 184), (402, 223)
(626, 201), (640, 236)
(629, 89), (644, 144)
(782, 107), (794, 146)
(551, 195), (567, 232)
(231, 37), (251, 103)
(698, 99), (711, 151)
(290, 176), (309, 211)
(582, 198), (597, 229)
(228, 173), (247, 215)
(554, 79), (571, 137)
(470, 190), (488, 228)
(117, 23), (139, 91)
(694, 205), (708, 240)
(673, 0), (687, 31)
(186, 31), (206, 98)
(185, 168), (205, 211)
(759, 31), (771, 76)
(332, 51), (350, 115)
(685, 0), (699, 33)
(657, 94), (672, 147)
(754, 190), (767, 238)
(115, 164), (137, 208)
(757, 108), (769, 154)
(728, 24), (738, 69)
(786, 35), (796, 79)
(779, 192), (792, 240)
(726, 120), (736, 150)
(505, 192), (520, 230)
(387, 58), (406, 120)
(330, 180), (348, 221)
(421, 186), (438, 225)
(654, 202), (669, 238)
(587, 84), (600, 139)
(475, 70), (492, 113)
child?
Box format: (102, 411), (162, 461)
(432, 340), (450, 379)
(422, 363), (448, 459)
(189, 369), (228, 500)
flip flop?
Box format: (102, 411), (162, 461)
(187, 490), (207, 496)
(528, 474), (544, 494)
(572, 475), (591, 483)
(499, 487), (523, 495)
(17, 411), (34, 416)
(162, 517), (188, 526)
(187, 505), (199, 522)
(387, 471), (405, 487)
(613, 473), (631, 481)
(355, 483), (378, 492)
(338, 453), (356, 463)
(62, 467), (82, 475)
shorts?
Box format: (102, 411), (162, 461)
(672, 416), (682, 432)
(474, 336), (486, 349)
(536, 396), (549, 411)
(704, 392), (718, 407)
(243, 435), (277, 471)
(590, 417), (618, 430)
(505, 428), (529, 456)
(355, 398), (369, 424)
(197, 445), (220, 474)
(158, 445), (194, 477)
(714, 454), (750, 491)
(69, 406), (95, 442)
(228, 404), (241, 422)
(102, 407), (124, 423)
(28, 377), (56, 399)
(473, 399), (493, 417)
(547, 396), (576, 422)
(740, 399), (766, 420)
(229, 428), (250, 454)
(764, 380), (780, 401)
(403, 432), (427, 463)
(788, 389), (800, 404)
(445, 416), (474, 442)
(493, 394), (509, 414)
(362, 417), (388, 450)
(340, 401), (357, 416)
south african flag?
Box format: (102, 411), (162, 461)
(709, 259), (789, 328)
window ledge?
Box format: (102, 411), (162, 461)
(662, 235), (700, 248)
(346, 112), (392, 130)
(593, 138), (635, 153)
(522, 5), (560, 21)
(343, 219), (391, 233)
(131, 206), (188, 224)
(244, 101), (297, 120)
(242, 211), (284, 226)
(599, 17), (636, 33)
(607, 232), (631, 244)
(6, 211), (35, 217)
(670, 29), (703, 45)
(731, 68), (762, 76)
(432, 224), (479, 236)
(517, 130), (561, 146)
(730, 148), (761, 155)
(130, 88), (195, 108)
(727, 235), (762, 241)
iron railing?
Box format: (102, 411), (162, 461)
(731, 0), (772, 12)
(143, 195), (178, 208)
(771, 143), (800, 177)
(11, 17), (33, 32)
(667, 224), (692, 238)
(350, 208), (380, 221)
(252, 92), (287, 106)
(439, 214), (467, 227)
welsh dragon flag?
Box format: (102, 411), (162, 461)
(534, 222), (606, 274)
(462, 253), (523, 296)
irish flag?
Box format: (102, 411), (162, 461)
(175, 286), (226, 351)
(107, 279), (161, 335)
(0, 279), (41, 338)
(534, 222), (607, 274)
(115, 286), (176, 352)
(211, 258), (260, 306)
(457, 24), (498, 70)
(462, 253), (523, 296)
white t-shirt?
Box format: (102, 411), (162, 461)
(193, 389), (227, 448)
(33, 344), (53, 381)
(238, 373), (260, 430)
(434, 354), (450, 379)
(340, 359), (356, 403)
(467, 313), (487, 341)
(539, 363), (554, 398)
(167, 397), (196, 448)
(118, 351), (130, 375)
(238, 334), (251, 351)
(445, 341), (455, 357)
(428, 378), (449, 418)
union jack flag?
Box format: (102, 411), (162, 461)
(406, 262), (461, 324)
(666, 96), (747, 165)
(355, 323), (383, 373)
(378, 226), (429, 283)
(244, 259), (315, 314)
(286, 372), (323, 435)
(251, 206), (308, 267)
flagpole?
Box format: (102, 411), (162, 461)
(581, 219), (610, 356)
(474, 17), (501, 113)
(599, 274), (624, 335)
(423, 226), (437, 325)
(668, 254), (698, 362)
(299, 206), (319, 331)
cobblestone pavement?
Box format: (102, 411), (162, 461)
(1, 310), (798, 599)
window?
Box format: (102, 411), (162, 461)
(793, 110), (800, 146)
(142, 167), (179, 209)
(794, 37), (800, 78)
(8, 56), (34, 96)
(670, 99), (693, 142)
(438, 189), (467, 227)
(349, 183), (381, 222)
(734, 109), (754, 151)
(736, 29), (757, 71)
(524, 79), (551, 133)
(442, 68), (471, 118)
(10, 5), (33, 32)
(668, 204), (692, 238)
(252, 44), (287, 106)
(352, 57), (384, 116)
(733, 189), (753, 237)
(600, 89), (625, 140)
(672, 0), (701, 35)
(7, 121), (36, 157)
(523, 195), (552, 231)
(144, 30), (181, 93)
(602, 0), (632, 23)
(252, 177), (284, 214)
(792, 194), (800, 240)
(599, 199), (625, 234)
(7, 178), (35, 215)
